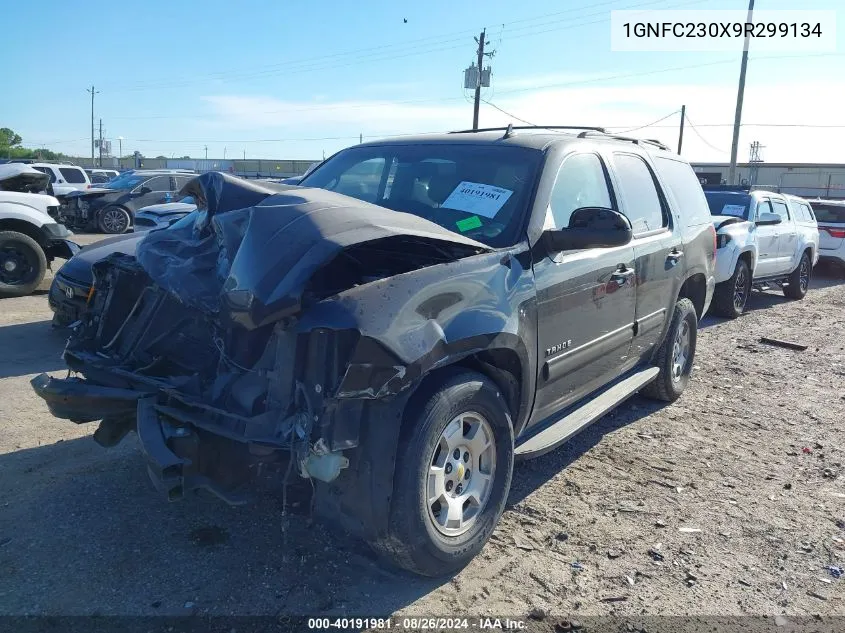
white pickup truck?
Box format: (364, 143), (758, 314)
(704, 187), (819, 318)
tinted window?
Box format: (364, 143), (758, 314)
(612, 153), (665, 234)
(173, 175), (193, 191)
(653, 156), (710, 226)
(703, 192), (751, 220)
(32, 166), (56, 183)
(812, 203), (845, 223)
(547, 153), (612, 229)
(59, 168), (87, 183)
(770, 200), (790, 221)
(103, 173), (146, 190)
(301, 144), (543, 247)
(141, 176), (171, 192)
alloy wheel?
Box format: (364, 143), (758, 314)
(671, 320), (691, 382)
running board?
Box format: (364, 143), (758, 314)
(515, 367), (660, 459)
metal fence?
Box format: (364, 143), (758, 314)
(61, 157), (320, 178)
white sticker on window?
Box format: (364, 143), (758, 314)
(441, 181), (513, 218)
(721, 204), (746, 217)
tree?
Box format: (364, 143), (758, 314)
(0, 127), (23, 148)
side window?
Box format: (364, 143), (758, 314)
(547, 153), (612, 229)
(805, 203), (816, 221)
(612, 153), (666, 234)
(756, 199), (773, 220)
(173, 176), (193, 191)
(33, 166), (56, 183)
(140, 176), (171, 192)
(770, 200), (790, 221)
(652, 156), (711, 226)
(59, 167), (87, 184)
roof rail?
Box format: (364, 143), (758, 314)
(576, 130), (671, 151)
(449, 125), (606, 134)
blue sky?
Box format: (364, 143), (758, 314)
(1, 0), (842, 162)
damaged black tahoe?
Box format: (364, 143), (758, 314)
(32, 128), (716, 576)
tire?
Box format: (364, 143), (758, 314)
(711, 258), (751, 318)
(98, 206), (131, 234)
(642, 297), (698, 403)
(370, 369), (514, 577)
(783, 251), (811, 300)
(0, 231), (47, 298)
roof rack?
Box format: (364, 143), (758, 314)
(449, 125), (607, 134)
(576, 130), (671, 151)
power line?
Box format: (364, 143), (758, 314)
(480, 99), (538, 126)
(684, 113), (727, 154)
(612, 110), (681, 134)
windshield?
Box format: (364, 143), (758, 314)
(704, 192), (751, 220)
(102, 173), (147, 190)
(299, 143), (543, 246)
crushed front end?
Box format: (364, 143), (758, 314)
(31, 173), (493, 529)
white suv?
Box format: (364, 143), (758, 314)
(30, 163), (91, 197)
(810, 199), (845, 272)
(705, 187), (819, 318)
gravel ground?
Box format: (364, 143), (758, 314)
(0, 239), (844, 618)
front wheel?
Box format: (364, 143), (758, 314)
(711, 258), (751, 318)
(98, 206), (131, 234)
(370, 369), (514, 577)
(784, 252), (811, 300)
(0, 231), (47, 298)
(642, 297), (698, 402)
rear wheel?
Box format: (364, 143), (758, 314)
(784, 252), (811, 300)
(98, 206), (131, 234)
(642, 298), (697, 402)
(0, 231), (47, 298)
(370, 369), (514, 577)
(711, 258), (751, 318)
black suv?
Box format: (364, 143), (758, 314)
(32, 127), (715, 576)
(59, 170), (195, 234)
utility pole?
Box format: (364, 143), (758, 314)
(86, 85), (99, 162)
(359, 133), (363, 144)
(243, 149), (246, 160)
(472, 29), (486, 131)
(224, 147), (227, 160)
(204, 145), (208, 160)
(748, 140), (764, 187)
(677, 105), (686, 154)
(728, 0), (755, 184)
(98, 118), (103, 167)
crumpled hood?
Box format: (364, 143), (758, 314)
(59, 232), (145, 285)
(136, 172), (490, 330)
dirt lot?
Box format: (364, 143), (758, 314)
(0, 238), (844, 618)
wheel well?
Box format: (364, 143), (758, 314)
(738, 250), (753, 273)
(678, 273), (707, 319)
(404, 349), (523, 432)
(0, 219), (47, 248)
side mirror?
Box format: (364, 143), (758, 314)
(756, 212), (782, 226)
(543, 207), (633, 253)
(134, 186), (152, 196)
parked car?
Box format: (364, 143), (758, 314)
(59, 169), (196, 234)
(809, 198), (845, 272)
(85, 169), (120, 184)
(30, 162), (91, 197)
(32, 128), (715, 576)
(0, 164), (78, 297)
(704, 186), (819, 318)
(132, 197), (197, 231)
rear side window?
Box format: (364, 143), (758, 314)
(811, 203), (845, 224)
(653, 156), (711, 226)
(791, 201), (815, 223)
(60, 168), (87, 184)
(770, 200), (790, 221)
(612, 153), (666, 234)
(32, 166), (56, 183)
(141, 176), (171, 192)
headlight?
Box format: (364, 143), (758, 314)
(716, 233), (732, 248)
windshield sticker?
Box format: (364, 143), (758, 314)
(442, 181), (513, 218)
(721, 204), (746, 217)
(456, 215), (483, 232)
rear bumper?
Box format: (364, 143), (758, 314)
(819, 251), (845, 265)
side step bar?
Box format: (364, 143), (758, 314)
(515, 367), (659, 459)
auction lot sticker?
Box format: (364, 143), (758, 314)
(442, 182), (513, 218)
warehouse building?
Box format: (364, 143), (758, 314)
(691, 163), (845, 200)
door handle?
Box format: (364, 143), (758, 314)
(666, 249), (684, 263)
